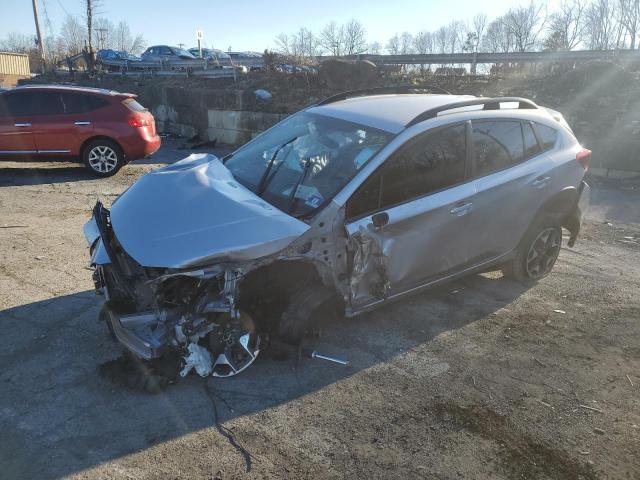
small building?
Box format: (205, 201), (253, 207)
(0, 52), (31, 87)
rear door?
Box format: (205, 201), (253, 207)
(465, 119), (553, 263)
(344, 123), (475, 309)
(0, 91), (37, 154)
(33, 91), (99, 154)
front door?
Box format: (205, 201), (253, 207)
(0, 91), (37, 154)
(344, 123), (475, 310)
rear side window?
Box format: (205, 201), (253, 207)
(472, 120), (524, 177)
(60, 93), (109, 113)
(123, 98), (147, 112)
(347, 124), (467, 218)
(536, 123), (559, 151)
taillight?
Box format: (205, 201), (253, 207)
(576, 148), (591, 171)
(127, 114), (151, 128)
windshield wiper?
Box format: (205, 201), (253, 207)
(286, 157), (314, 214)
(256, 136), (298, 196)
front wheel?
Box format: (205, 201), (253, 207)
(502, 216), (562, 285)
(83, 139), (124, 177)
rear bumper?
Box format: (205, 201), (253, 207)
(121, 133), (161, 161)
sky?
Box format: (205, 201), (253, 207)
(1, 0), (548, 52)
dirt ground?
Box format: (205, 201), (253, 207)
(0, 145), (639, 480)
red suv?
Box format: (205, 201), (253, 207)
(0, 85), (160, 176)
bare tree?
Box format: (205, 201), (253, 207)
(59, 14), (85, 55)
(413, 31), (434, 54)
(618, 0), (640, 48)
(399, 31), (414, 54)
(435, 26), (448, 53)
(583, 0), (618, 49)
(386, 33), (401, 54)
(0, 32), (35, 53)
(544, 0), (585, 50)
(275, 28), (319, 63)
(470, 13), (488, 52)
(130, 33), (146, 55)
(92, 17), (114, 50)
(502, 1), (547, 51)
(368, 41), (382, 55)
(343, 19), (367, 54)
(319, 21), (344, 56)
(483, 16), (514, 52)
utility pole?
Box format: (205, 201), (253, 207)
(86, 0), (95, 72)
(31, 0), (46, 72)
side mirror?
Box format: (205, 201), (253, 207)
(371, 212), (389, 230)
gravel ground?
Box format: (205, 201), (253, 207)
(0, 147), (639, 480)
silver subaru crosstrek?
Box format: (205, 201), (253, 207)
(84, 88), (590, 378)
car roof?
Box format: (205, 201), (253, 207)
(308, 94), (476, 133)
(8, 84), (128, 96)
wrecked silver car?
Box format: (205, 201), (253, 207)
(84, 90), (590, 377)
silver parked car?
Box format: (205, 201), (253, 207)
(84, 89), (590, 378)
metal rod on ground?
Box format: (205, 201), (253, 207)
(309, 351), (349, 366)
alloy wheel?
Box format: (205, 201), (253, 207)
(525, 227), (561, 278)
(208, 311), (260, 377)
(88, 145), (119, 173)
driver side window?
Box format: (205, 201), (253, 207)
(347, 123), (467, 219)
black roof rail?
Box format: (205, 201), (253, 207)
(406, 96), (539, 127)
(315, 84), (452, 106)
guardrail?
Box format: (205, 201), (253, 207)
(321, 49), (640, 65)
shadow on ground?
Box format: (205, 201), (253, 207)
(0, 273), (528, 479)
(0, 162), (96, 187)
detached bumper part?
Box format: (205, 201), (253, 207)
(100, 304), (168, 360)
(565, 180), (590, 248)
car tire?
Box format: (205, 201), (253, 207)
(279, 286), (338, 344)
(502, 215), (563, 285)
(83, 139), (125, 177)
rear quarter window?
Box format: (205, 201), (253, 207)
(536, 123), (559, 151)
(60, 93), (109, 114)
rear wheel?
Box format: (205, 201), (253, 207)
(502, 216), (562, 285)
(83, 139), (124, 177)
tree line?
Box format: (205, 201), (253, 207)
(274, 0), (640, 60)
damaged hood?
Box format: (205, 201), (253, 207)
(109, 154), (309, 268)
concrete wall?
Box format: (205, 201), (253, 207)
(133, 85), (286, 145)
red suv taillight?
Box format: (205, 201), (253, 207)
(576, 148), (591, 172)
(127, 114), (151, 128)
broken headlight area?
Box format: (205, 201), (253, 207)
(100, 269), (261, 378)
(91, 203), (260, 378)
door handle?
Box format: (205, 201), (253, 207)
(531, 176), (552, 188)
(74, 121), (91, 125)
(14, 123), (31, 127)
(450, 202), (473, 216)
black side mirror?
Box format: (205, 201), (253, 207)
(371, 212), (389, 229)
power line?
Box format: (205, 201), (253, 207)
(55, 0), (70, 17)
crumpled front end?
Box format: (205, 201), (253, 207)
(84, 201), (260, 377)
